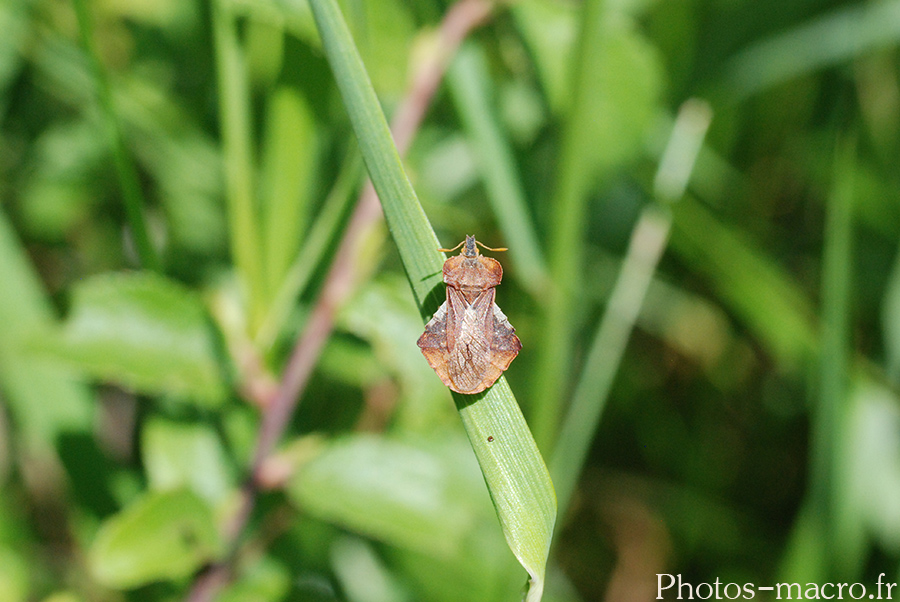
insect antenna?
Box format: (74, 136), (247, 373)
(438, 238), (508, 254)
(438, 240), (466, 253)
(476, 241), (507, 252)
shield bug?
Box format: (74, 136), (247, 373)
(417, 236), (521, 394)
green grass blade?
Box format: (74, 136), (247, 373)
(307, 0), (557, 596)
(446, 42), (549, 297)
(670, 198), (818, 367)
(528, 0), (605, 450)
(510, 0), (576, 116)
(72, 0), (160, 271)
(528, 0), (662, 450)
(809, 133), (856, 575)
(260, 86), (319, 301)
(454, 381), (557, 602)
(212, 0), (266, 327)
(551, 100), (712, 515)
(256, 150), (363, 349)
(724, 0), (900, 100)
(309, 0), (441, 307)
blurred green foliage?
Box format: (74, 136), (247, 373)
(1, 0), (900, 601)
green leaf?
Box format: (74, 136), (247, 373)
(330, 536), (409, 602)
(337, 276), (451, 417)
(670, 198), (818, 367)
(19, 119), (105, 240)
(842, 381), (896, 555)
(46, 272), (226, 406)
(552, 100), (712, 515)
(228, 0), (320, 48)
(778, 503), (827, 586)
(73, 0), (161, 271)
(446, 43), (549, 297)
(260, 86), (319, 299)
(288, 434), (528, 601)
(454, 382), (557, 602)
(808, 134), (857, 577)
(307, 1), (557, 597)
(578, 16), (662, 173)
(0, 209), (93, 450)
(89, 489), (223, 588)
(255, 149), (363, 347)
(142, 417), (234, 503)
(529, 0), (663, 449)
(218, 557), (292, 602)
(212, 0), (266, 327)
(511, 0), (577, 115)
(288, 435), (476, 557)
(0, 2), (29, 100)
(348, 0), (416, 97)
(41, 593), (85, 602)
(307, 0), (442, 308)
(723, 0), (900, 100)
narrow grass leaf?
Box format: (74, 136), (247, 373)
(308, 0), (441, 306)
(256, 150), (363, 348)
(530, 0), (663, 449)
(551, 100), (711, 515)
(510, 0), (577, 115)
(670, 198), (818, 367)
(260, 86), (319, 300)
(229, 0), (320, 47)
(447, 42), (549, 298)
(724, 0), (900, 100)
(454, 380), (557, 602)
(307, 0), (556, 597)
(843, 381), (900, 553)
(72, 0), (160, 271)
(212, 0), (266, 327)
(777, 136), (859, 584)
(809, 134), (857, 576)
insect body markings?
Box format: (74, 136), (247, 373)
(417, 236), (522, 394)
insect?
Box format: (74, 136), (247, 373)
(417, 236), (522, 394)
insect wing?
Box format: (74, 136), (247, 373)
(446, 287), (495, 393)
(443, 286), (486, 353)
(417, 300), (453, 388)
(489, 304), (521, 372)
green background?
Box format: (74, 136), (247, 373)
(1, 0), (899, 600)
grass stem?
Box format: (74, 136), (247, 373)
(73, 0), (161, 272)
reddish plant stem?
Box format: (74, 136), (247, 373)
(251, 0), (493, 474)
(185, 2), (493, 600)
